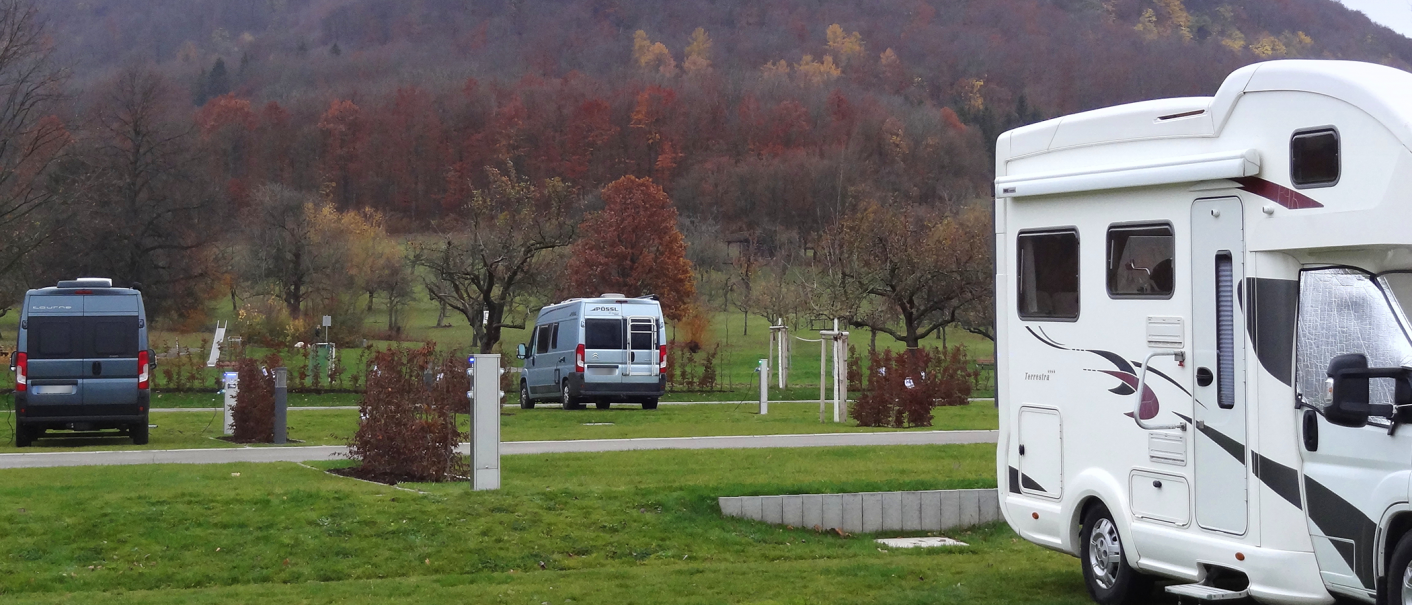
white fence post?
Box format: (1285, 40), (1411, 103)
(468, 354), (504, 491)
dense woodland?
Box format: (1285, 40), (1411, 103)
(2, 0), (1409, 348)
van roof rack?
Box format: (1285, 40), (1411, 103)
(57, 278), (114, 289)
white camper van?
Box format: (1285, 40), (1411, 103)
(995, 60), (1412, 604)
(517, 294), (667, 410)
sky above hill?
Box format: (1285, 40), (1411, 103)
(1338, 0), (1412, 38)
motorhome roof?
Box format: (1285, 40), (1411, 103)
(540, 295), (661, 312)
(998, 60), (1412, 165)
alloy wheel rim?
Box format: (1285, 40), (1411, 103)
(1402, 564), (1412, 605)
(1088, 518), (1122, 590)
(562, 385), (570, 407)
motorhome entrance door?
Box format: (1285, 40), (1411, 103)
(1190, 197), (1248, 536)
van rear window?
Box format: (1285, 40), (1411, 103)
(91, 317), (139, 357)
(30, 319), (75, 358)
(26, 317), (139, 359)
(585, 319), (624, 350)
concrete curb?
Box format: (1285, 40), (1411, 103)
(719, 488), (1000, 534)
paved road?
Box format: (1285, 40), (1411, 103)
(149, 399), (995, 413)
(0, 430), (998, 469)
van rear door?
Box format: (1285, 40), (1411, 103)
(25, 315), (85, 411)
(583, 317), (627, 387)
(82, 315), (141, 411)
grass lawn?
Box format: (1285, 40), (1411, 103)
(0, 444), (1097, 604)
(0, 402), (999, 453)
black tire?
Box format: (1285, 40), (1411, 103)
(1079, 503), (1153, 605)
(561, 381), (581, 410)
(519, 382), (535, 410)
(595, 400), (611, 410)
(1387, 530), (1412, 605)
(14, 423), (32, 448)
(131, 422), (149, 446)
(642, 398), (659, 410)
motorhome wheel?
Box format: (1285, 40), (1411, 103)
(642, 398), (659, 410)
(14, 424), (33, 448)
(595, 400), (611, 410)
(562, 382), (581, 410)
(1080, 505), (1152, 604)
(1388, 531), (1412, 605)
(131, 422), (149, 446)
(519, 382), (534, 410)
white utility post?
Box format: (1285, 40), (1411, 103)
(758, 358), (769, 415)
(819, 319), (850, 423)
(222, 371), (239, 434)
(467, 354), (504, 491)
(769, 320), (789, 389)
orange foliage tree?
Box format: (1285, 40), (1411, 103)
(565, 176), (695, 321)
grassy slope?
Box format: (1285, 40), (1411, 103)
(0, 401), (999, 453)
(0, 445), (1095, 604)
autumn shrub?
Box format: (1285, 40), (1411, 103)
(345, 344), (468, 483)
(665, 341), (719, 391)
(231, 353), (281, 443)
(851, 346), (977, 428)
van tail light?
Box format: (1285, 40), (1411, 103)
(14, 352), (26, 392)
(659, 345), (667, 371)
(575, 344), (585, 372)
(138, 350), (150, 390)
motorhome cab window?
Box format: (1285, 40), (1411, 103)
(1295, 268), (1412, 410)
(1016, 229), (1079, 320)
(1106, 224), (1174, 298)
(1290, 128), (1340, 188)
(536, 324), (553, 353)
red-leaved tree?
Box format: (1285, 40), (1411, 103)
(566, 176), (695, 320)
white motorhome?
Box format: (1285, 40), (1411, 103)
(995, 60), (1412, 604)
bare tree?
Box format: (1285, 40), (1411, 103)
(822, 201), (991, 349)
(0, 0), (69, 309)
(415, 165), (579, 353)
(57, 66), (215, 317)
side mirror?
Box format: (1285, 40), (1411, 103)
(148, 349), (158, 368)
(1325, 354), (1399, 428)
(516, 343), (527, 360)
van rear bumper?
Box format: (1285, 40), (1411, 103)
(568, 373), (666, 399)
(15, 392), (151, 423)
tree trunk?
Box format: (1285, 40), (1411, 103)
(435, 300), (447, 327)
(903, 312), (920, 349)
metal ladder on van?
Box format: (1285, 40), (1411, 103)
(625, 317), (659, 377)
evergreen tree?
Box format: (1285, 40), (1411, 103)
(205, 58), (229, 100)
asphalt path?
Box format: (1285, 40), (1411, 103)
(149, 398), (996, 413)
(0, 430), (998, 469)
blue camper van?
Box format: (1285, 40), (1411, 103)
(11, 278), (154, 446)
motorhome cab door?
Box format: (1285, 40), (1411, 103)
(1295, 268), (1412, 596)
(1190, 197), (1248, 536)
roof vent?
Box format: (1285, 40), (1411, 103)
(57, 278), (113, 289)
(601, 293), (626, 298)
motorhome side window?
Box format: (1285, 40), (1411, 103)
(550, 322), (560, 350)
(536, 324), (553, 353)
(1291, 127), (1339, 188)
(1107, 224), (1174, 298)
(1017, 229), (1080, 320)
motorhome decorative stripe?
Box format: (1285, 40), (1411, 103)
(1250, 452), (1302, 510)
(1243, 278), (1299, 387)
(1174, 412), (1246, 465)
(1304, 476), (1377, 589)
(1232, 177), (1325, 210)
(1019, 473), (1048, 494)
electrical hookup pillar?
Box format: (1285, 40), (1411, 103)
(273, 367), (288, 444)
(467, 354), (504, 491)
(222, 371), (238, 435)
(758, 358), (769, 415)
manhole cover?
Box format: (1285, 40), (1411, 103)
(874, 537), (967, 548)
